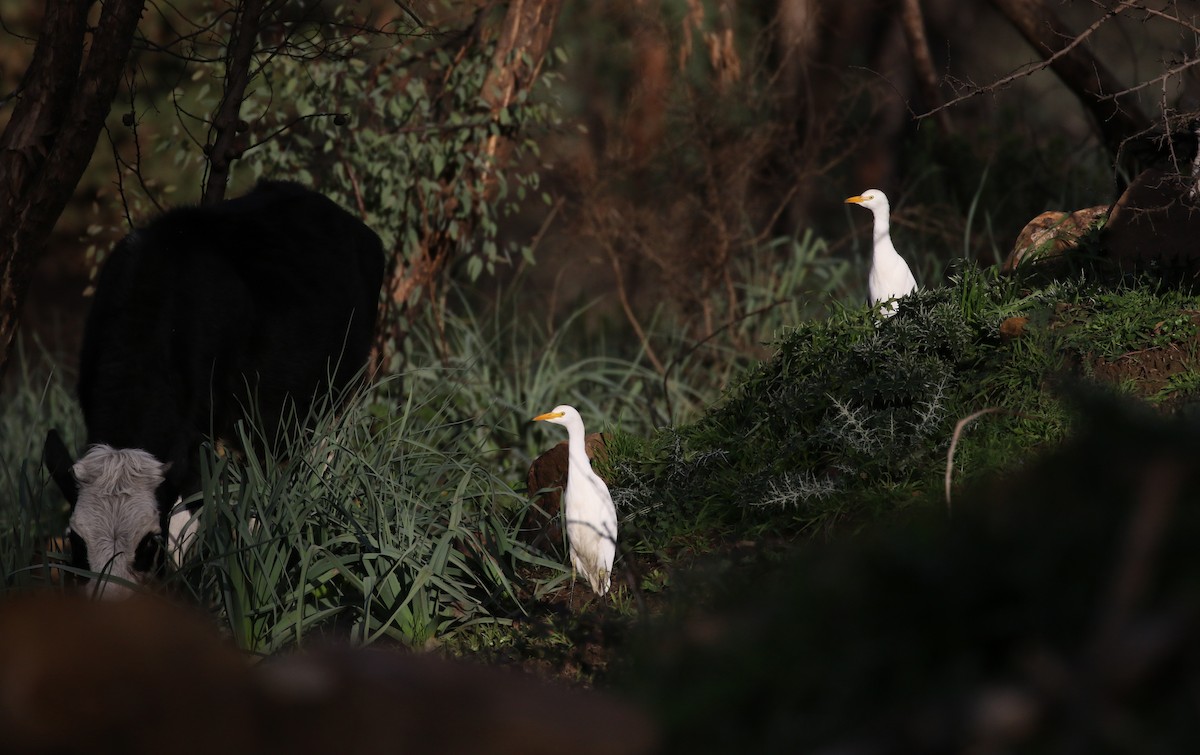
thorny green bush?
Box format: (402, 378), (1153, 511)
(605, 266), (1200, 540)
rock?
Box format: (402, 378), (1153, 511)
(1003, 205), (1108, 272)
(257, 644), (657, 755)
(0, 595), (264, 754)
(523, 433), (608, 551)
(0, 594), (659, 755)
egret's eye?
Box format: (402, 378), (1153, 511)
(133, 532), (164, 573)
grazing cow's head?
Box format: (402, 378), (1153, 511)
(66, 445), (169, 598)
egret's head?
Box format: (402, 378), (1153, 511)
(845, 189), (890, 213)
(68, 445), (169, 599)
(531, 404), (580, 426)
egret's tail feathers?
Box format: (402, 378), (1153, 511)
(587, 567), (611, 596)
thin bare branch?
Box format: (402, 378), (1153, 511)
(606, 244), (666, 376)
(899, 0), (953, 134)
(945, 407), (1009, 511)
(1101, 55), (1200, 101)
(922, 0), (1148, 157)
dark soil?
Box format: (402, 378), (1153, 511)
(1090, 341), (1194, 394)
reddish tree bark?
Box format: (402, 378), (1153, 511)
(0, 0), (146, 379)
(384, 0), (563, 316)
(478, 0), (564, 163)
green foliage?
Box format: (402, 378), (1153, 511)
(1054, 287), (1200, 358)
(237, 30), (563, 370)
(240, 41), (553, 264)
(82, 6), (562, 342)
(1152, 369), (1200, 406)
(0, 284), (685, 648)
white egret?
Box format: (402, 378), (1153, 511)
(845, 189), (918, 316)
(532, 405), (617, 596)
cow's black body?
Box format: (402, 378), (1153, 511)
(76, 180), (384, 527)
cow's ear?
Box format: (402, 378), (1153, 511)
(43, 429), (79, 507)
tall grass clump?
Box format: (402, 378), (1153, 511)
(0, 277), (712, 644)
(397, 279), (714, 484)
(644, 230), (853, 417)
(0, 343), (82, 589)
(168, 280), (717, 653)
(174, 374), (562, 654)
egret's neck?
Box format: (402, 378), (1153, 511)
(873, 212), (893, 252)
(566, 425), (589, 467)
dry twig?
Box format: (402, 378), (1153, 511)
(945, 407), (1009, 510)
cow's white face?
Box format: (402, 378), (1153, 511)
(68, 445), (168, 599)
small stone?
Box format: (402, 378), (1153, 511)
(999, 316), (1028, 344)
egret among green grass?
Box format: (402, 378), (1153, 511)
(845, 189), (918, 316)
(532, 405), (617, 596)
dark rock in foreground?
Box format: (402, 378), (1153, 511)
(0, 594), (657, 755)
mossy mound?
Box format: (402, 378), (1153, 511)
(609, 267), (1200, 539)
(623, 394), (1200, 753)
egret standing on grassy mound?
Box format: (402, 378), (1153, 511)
(845, 189), (918, 316)
(532, 405), (617, 596)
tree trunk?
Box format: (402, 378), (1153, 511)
(202, 0), (265, 205)
(0, 0), (145, 380)
(477, 0), (564, 177)
(380, 0), (563, 350)
(988, 0), (1149, 159)
(900, 0), (952, 135)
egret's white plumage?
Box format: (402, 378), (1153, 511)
(845, 189), (918, 316)
(532, 405), (617, 596)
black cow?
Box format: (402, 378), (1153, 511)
(46, 180), (385, 596)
